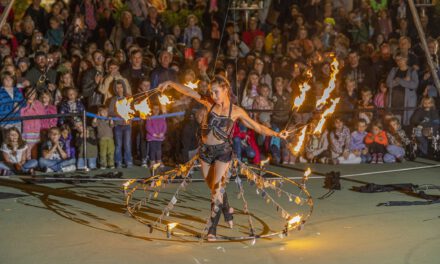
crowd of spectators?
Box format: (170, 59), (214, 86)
(0, 0), (440, 175)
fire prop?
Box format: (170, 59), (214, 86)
(124, 155), (313, 242)
(315, 58), (340, 109)
(293, 83), (311, 111)
(314, 97), (340, 134)
(115, 98), (135, 123)
(133, 99), (151, 119)
(184, 80), (199, 89)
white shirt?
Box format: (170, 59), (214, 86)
(1, 143), (27, 164)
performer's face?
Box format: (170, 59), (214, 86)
(210, 84), (226, 104)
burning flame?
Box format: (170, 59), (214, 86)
(316, 58), (339, 108)
(293, 82), (311, 111)
(133, 99), (151, 119)
(116, 97), (135, 123)
(123, 179), (135, 190)
(292, 126), (308, 154)
(304, 168), (311, 179)
(305, 68), (313, 79)
(287, 215), (302, 227)
(260, 157), (270, 167)
(167, 223), (178, 230)
(184, 80), (199, 89)
(158, 94), (172, 105)
(151, 162), (161, 171)
(313, 97), (340, 134)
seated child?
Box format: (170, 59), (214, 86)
(39, 127), (76, 172)
(364, 121), (389, 163)
(386, 117), (410, 162)
(232, 122), (260, 164)
(0, 127), (38, 175)
(349, 119), (369, 163)
(330, 117), (361, 164)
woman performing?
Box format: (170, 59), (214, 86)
(158, 76), (288, 241)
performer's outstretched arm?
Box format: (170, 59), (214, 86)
(236, 106), (288, 139)
(158, 81), (211, 108)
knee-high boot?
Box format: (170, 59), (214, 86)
(208, 202), (223, 236)
(222, 192), (233, 222)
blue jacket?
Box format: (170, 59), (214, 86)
(0, 86), (24, 125)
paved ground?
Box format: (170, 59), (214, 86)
(0, 159), (439, 264)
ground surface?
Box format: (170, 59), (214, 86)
(0, 159), (439, 264)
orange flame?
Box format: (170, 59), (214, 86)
(304, 168), (311, 179)
(133, 99), (151, 119)
(305, 68), (313, 79)
(293, 82), (311, 111)
(123, 179), (135, 190)
(184, 80), (199, 89)
(260, 157), (270, 167)
(313, 97), (340, 134)
(287, 215), (302, 227)
(116, 97), (135, 123)
(316, 58), (339, 108)
(158, 94), (172, 105)
(167, 223), (178, 230)
(292, 126), (308, 154)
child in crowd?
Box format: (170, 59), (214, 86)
(59, 87), (85, 127)
(252, 83), (273, 146)
(60, 124), (75, 160)
(304, 122), (329, 163)
(410, 97), (440, 157)
(349, 119), (369, 163)
(46, 17), (64, 47)
(374, 81), (388, 109)
(183, 14), (203, 47)
(39, 91), (58, 133)
(0, 127), (38, 175)
(39, 127), (76, 172)
(92, 107), (115, 169)
(74, 121), (98, 170)
(330, 117), (361, 164)
(358, 89), (375, 124)
(20, 88), (44, 159)
(269, 127), (282, 164)
(0, 71), (23, 136)
(232, 122), (260, 164)
(365, 121), (389, 163)
(146, 104), (167, 168)
(386, 117), (410, 162)
(108, 79), (133, 168)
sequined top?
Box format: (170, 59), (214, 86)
(201, 103), (234, 142)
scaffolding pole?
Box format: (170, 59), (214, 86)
(408, 0), (440, 94)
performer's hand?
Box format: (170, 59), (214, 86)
(158, 81), (170, 92)
(279, 130), (289, 139)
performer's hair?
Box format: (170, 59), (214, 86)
(210, 74), (231, 91)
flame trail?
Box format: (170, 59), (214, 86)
(316, 58), (339, 108)
(313, 97), (340, 134)
(133, 99), (151, 119)
(116, 97), (135, 123)
(292, 82), (311, 111)
(184, 80), (199, 89)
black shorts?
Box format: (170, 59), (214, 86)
(199, 142), (233, 164)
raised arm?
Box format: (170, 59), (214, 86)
(159, 81), (211, 108)
(236, 106), (287, 139)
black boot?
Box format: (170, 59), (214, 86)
(222, 192), (234, 226)
(207, 202), (223, 239)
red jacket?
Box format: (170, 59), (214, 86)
(233, 123), (260, 164)
(365, 130), (388, 146)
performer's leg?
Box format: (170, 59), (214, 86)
(206, 161), (233, 239)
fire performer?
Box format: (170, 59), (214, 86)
(158, 76), (289, 241)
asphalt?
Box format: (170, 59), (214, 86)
(0, 159), (439, 264)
